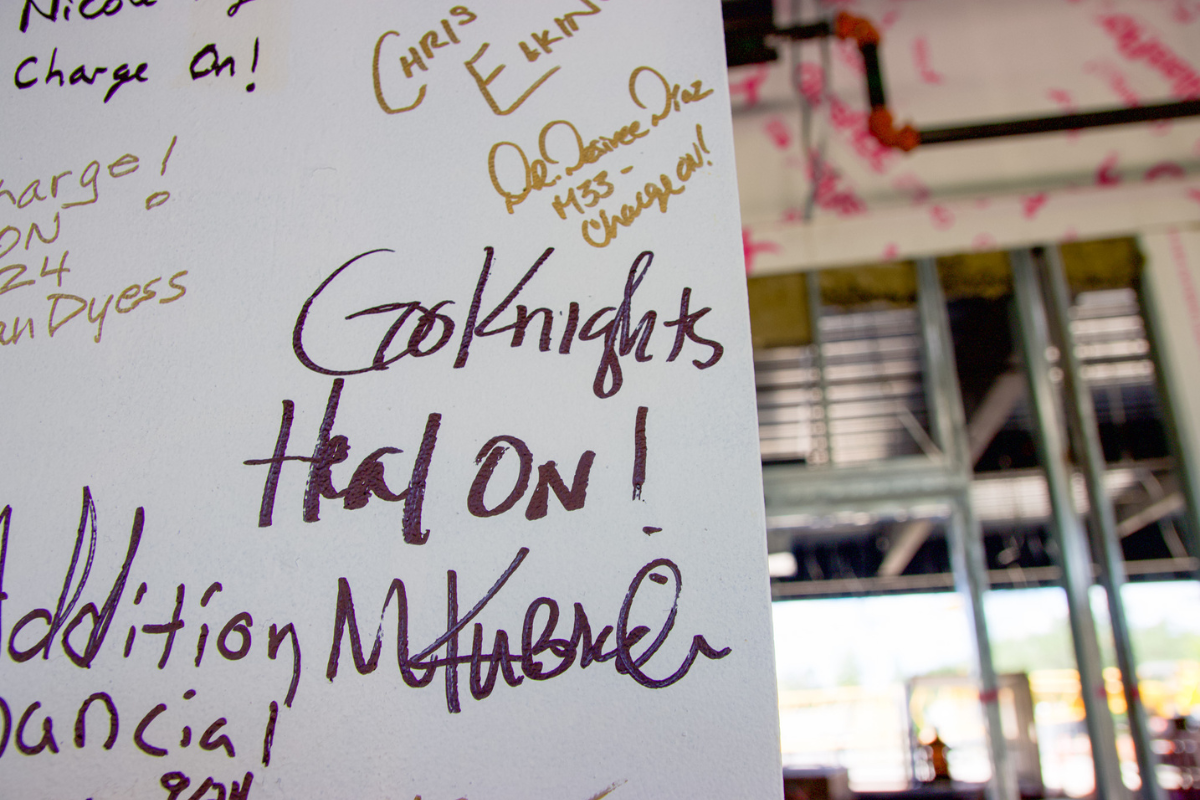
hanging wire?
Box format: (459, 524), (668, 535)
(791, 0), (832, 221)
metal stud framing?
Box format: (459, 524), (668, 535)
(1138, 260), (1200, 579)
(1011, 249), (1128, 800)
(917, 258), (1018, 800)
(1040, 245), (1164, 800)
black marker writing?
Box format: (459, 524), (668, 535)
(243, 380), (440, 541)
(292, 247), (724, 400)
(325, 548), (730, 713)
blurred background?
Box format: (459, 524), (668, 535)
(721, 0), (1200, 797)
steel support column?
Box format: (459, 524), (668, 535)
(1012, 249), (1128, 800)
(1041, 245), (1164, 800)
(807, 269), (833, 466)
(1138, 259), (1200, 579)
(917, 259), (1017, 800)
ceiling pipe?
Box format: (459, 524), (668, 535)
(770, 12), (919, 151)
(920, 98), (1200, 146)
(741, 12), (1200, 151)
(832, 13), (920, 152)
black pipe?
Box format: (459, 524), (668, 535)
(774, 20), (833, 41)
(723, 12), (1200, 149)
(919, 99), (1200, 146)
(860, 42), (887, 108)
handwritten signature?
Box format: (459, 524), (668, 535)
(486, 67), (714, 246)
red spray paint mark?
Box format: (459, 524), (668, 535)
(780, 160), (868, 220)
(913, 37), (944, 84)
(893, 173), (931, 205)
(881, 242), (900, 260)
(1145, 162), (1186, 180)
(1171, 0), (1200, 24)
(834, 40), (866, 76)
(1098, 14), (1200, 99)
(743, 227), (781, 274)
(729, 65), (771, 108)
(1022, 192), (1049, 219)
(1084, 60), (1141, 106)
(930, 204), (955, 230)
(764, 117), (792, 150)
(1047, 88), (1075, 108)
(972, 233), (997, 251)
(797, 62), (823, 106)
(1187, 188), (1200, 205)
(1096, 152), (1122, 186)
(832, 96), (896, 173)
(1048, 89), (1081, 141)
(1083, 59), (1172, 132)
(811, 160), (868, 217)
(800, 63), (896, 174)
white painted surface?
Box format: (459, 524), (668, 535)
(0, 2), (782, 797)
